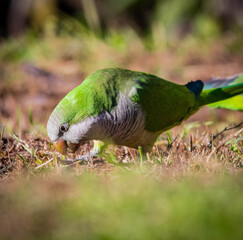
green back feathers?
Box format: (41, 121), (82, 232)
(116, 69), (197, 132)
(132, 76), (196, 132)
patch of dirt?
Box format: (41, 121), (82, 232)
(0, 123), (242, 180)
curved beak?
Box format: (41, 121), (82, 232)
(52, 140), (68, 155)
(52, 140), (80, 155)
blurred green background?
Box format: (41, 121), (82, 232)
(1, 0), (243, 39)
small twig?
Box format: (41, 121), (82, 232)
(206, 127), (243, 162)
(208, 122), (243, 148)
(35, 158), (54, 170)
(216, 127), (243, 154)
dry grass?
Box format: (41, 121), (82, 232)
(1, 121), (242, 181)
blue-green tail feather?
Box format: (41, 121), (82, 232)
(202, 74), (243, 111)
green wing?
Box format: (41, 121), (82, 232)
(118, 70), (196, 132)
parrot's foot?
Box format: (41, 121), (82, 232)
(66, 153), (92, 163)
(65, 141), (108, 164)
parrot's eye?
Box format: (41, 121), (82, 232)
(59, 123), (68, 133)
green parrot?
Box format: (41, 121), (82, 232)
(47, 68), (243, 161)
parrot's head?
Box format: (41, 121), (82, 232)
(47, 68), (118, 155)
(47, 85), (96, 155)
(47, 105), (83, 155)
